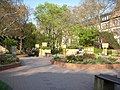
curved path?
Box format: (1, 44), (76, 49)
(0, 57), (120, 90)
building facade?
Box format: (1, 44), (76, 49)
(100, 8), (120, 44)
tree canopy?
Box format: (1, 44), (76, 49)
(34, 3), (69, 48)
(78, 27), (99, 46)
(0, 0), (29, 37)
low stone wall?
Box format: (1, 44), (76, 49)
(0, 62), (21, 71)
(66, 49), (78, 55)
(51, 61), (120, 70)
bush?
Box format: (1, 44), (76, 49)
(95, 57), (105, 64)
(75, 55), (84, 61)
(0, 54), (20, 65)
(51, 48), (58, 55)
(94, 48), (102, 54)
(42, 46), (51, 50)
(3, 39), (17, 52)
(80, 60), (88, 64)
(67, 45), (79, 49)
(99, 32), (120, 49)
(83, 53), (95, 59)
(107, 50), (112, 55)
(107, 57), (117, 63)
(54, 56), (60, 60)
(0, 80), (12, 90)
(66, 55), (76, 60)
(54, 53), (119, 64)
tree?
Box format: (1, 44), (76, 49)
(79, 27), (99, 46)
(73, 0), (115, 29)
(34, 3), (69, 48)
(0, 0), (29, 51)
(0, 0), (29, 36)
(22, 22), (36, 50)
(3, 39), (18, 52)
(99, 32), (120, 49)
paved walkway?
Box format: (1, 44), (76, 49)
(0, 57), (120, 90)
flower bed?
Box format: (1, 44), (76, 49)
(51, 60), (120, 70)
(51, 54), (120, 70)
(0, 54), (21, 71)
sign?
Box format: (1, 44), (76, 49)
(62, 45), (66, 48)
(84, 47), (94, 54)
(102, 43), (109, 48)
(42, 42), (47, 47)
(11, 46), (16, 55)
(35, 44), (39, 48)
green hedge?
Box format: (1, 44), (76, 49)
(0, 80), (12, 90)
(67, 45), (79, 49)
(41, 46), (51, 50)
(94, 48), (102, 54)
(0, 54), (20, 65)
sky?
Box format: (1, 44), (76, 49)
(24, 0), (81, 9)
(23, 0), (82, 24)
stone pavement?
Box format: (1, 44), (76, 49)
(0, 57), (120, 90)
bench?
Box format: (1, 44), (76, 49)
(94, 74), (120, 90)
(45, 53), (51, 57)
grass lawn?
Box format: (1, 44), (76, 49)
(0, 80), (12, 90)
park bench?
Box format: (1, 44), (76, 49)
(94, 74), (120, 90)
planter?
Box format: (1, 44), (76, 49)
(0, 62), (21, 71)
(51, 61), (120, 70)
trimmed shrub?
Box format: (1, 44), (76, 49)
(67, 45), (79, 49)
(83, 53), (95, 59)
(107, 49), (112, 55)
(0, 54), (20, 65)
(42, 46), (51, 50)
(0, 80), (12, 90)
(94, 48), (102, 54)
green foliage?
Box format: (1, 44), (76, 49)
(107, 49), (112, 55)
(94, 48), (112, 55)
(42, 46), (51, 50)
(36, 33), (50, 47)
(83, 53), (95, 59)
(78, 27), (99, 46)
(65, 54), (96, 63)
(54, 56), (60, 61)
(0, 80), (12, 90)
(66, 55), (76, 60)
(67, 24), (81, 46)
(112, 50), (118, 56)
(99, 32), (120, 49)
(80, 60), (88, 64)
(3, 39), (17, 52)
(95, 57), (105, 64)
(94, 48), (102, 54)
(23, 22), (36, 49)
(67, 45), (79, 49)
(0, 54), (20, 65)
(34, 2), (69, 48)
(58, 54), (119, 64)
(107, 57), (117, 63)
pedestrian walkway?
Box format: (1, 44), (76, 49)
(0, 57), (120, 90)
